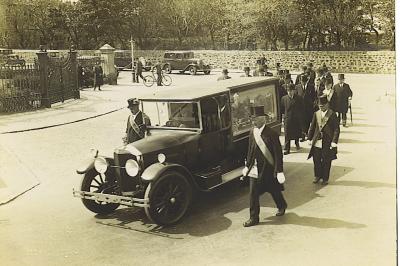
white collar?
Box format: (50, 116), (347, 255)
(320, 110), (328, 117)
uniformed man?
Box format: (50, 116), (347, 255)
(281, 84), (304, 155)
(333, 74), (353, 127)
(123, 98), (151, 144)
(240, 66), (252, 77)
(242, 105), (287, 227)
(217, 69), (231, 81)
(296, 75), (316, 141)
(307, 95), (340, 185)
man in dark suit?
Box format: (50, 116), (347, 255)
(135, 57), (144, 83)
(307, 95), (340, 185)
(217, 69), (231, 81)
(306, 62), (316, 84)
(281, 83), (304, 155)
(333, 74), (353, 127)
(322, 78), (337, 112)
(295, 65), (308, 85)
(296, 75), (316, 141)
(242, 106), (287, 227)
(240, 66), (252, 77)
(124, 98), (151, 144)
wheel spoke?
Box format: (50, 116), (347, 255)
(98, 174), (104, 184)
(92, 178), (102, 186)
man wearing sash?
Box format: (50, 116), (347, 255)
(124, 98), (151, 144)
(242, 106), (287, 227)
(307, 95), (340, 185)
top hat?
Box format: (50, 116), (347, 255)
(284, 69), (290, 74)
(302, 65), (308, 71)
(222, 69), (229, 74)
(318, 95), (329, 105)
(285, 73), (291, 80)
(250, 106), (266, 117)
(338, 73), (345, 80)
(278, 69), (284, 75)
(243, 66), (250, 71)
(127, 98), (140, 108)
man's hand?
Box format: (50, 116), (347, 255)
(307, 140), (312, 146)
(330, 142), (337, 149)
(277, 172), (285, 184)
(241, 167), (249, 180)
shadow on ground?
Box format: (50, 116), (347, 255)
(94, 162), (355, 238)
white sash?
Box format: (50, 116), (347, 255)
(253, 128), (275, 166)
(129, 114), (142, 137)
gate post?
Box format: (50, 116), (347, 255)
(37, 45), (51, 108)
(69, 46), (80, 99)
(99, 44), (117, 85)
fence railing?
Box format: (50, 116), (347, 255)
(0, 64), (41, 113)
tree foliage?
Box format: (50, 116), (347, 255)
(0, 0), (395, 50)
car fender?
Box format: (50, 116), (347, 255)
(76, 158), (95, 174)
(184, 64), (197, 71)
(141, 163), (198, 189)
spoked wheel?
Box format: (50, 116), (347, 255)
(188, 66), (197, 75)
(162, 75), (172, 86)
(80, 169), (120, 214)
(144, 171), (192, 225)
(163, 64), (172, 74)
(143, 75), (155, 87)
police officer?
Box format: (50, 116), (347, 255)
(124, 98), (151, 144)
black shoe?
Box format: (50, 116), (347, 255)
(321, 180), (329, 185)
(243, 218), (259, 227)
(283, 150), (290, 155)
(276, 209), (286, 216)
(313, 177), (321, 184)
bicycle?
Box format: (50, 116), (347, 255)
(143, 68), (172, 87)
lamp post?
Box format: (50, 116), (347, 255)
(130, 36), (135, 83)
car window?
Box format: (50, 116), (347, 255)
(215, 94), (230, 129)
(175, 53), (183, 59)
(231, 85), (278, 136)
(200, 98), (220, 133)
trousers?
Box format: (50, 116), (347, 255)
(312, 147), (332, 181)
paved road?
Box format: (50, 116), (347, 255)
(0, 71), (396, 266)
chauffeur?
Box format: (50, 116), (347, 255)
(307, 95), (340, 185)
(242, 106), (287, 227)
(123, 98), (151, 144)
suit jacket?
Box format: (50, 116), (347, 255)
(296, 83), (316, 111)
(307, 109), (340, 160)
(281, 94), (304, 139)
(246, 126), (284, 193)
(333, 83), (353, 113)
(126, 111), (151, 143)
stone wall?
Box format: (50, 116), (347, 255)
(13, 49), (396, 74)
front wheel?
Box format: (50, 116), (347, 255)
(80, 169), (120, 214)
(144, 171), (192, 225)
(188, 66), (197, 75)
(203, 69), (211, 75)
(143, 75), (155, 87)
(162, 75), (172, 86)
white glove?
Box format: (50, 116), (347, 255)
(331, 142), (337, 149)
(241, 167), (249, 180)
(307, 140), (312, 146)
(277, 172), (285, 184)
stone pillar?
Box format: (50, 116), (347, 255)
(99, 44), (117, 85)
(36, 45), (51, 108)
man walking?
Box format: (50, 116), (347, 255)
(93, 63), (103, 91)
(307, 95), (340, 185)
(242, 105), (287, 227)
(155, 63), (163, 86)
(135, 57), (144, 83)
(123, 98), (151, 144)
(217, 69), (231, 81)
(333, 74), (353, 127)
(296, 75), (316, 141)
(281, 84), (304, 155)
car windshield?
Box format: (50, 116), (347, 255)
(141, 101), (201, 130)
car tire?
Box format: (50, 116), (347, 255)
(204, 69), (211, 75)
(188, 66), (197, 75)
(80, 169), (120, 214)
(163, 64), (172, 74)
(144, 171), (192, 225)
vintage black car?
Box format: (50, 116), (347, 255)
(162, 51), (211, 75)
(4, 54), (26, 67)
(73, 77), (281, 225)
(114, 50), (152, 71)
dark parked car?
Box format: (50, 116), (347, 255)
(162, 51), (211, 75)
(73, 77), (281, 225)
(114, 50), (152, 71)
(4, 54), (26, 67)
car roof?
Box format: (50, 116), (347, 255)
(140, 77), (278, 101)
(164, 51), (193, 54)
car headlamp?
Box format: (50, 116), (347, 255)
(158, 153), (166, 164)
(94, 157), (108, 174)
(125, 159), (140, 177)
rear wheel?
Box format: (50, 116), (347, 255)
(143, 75), (155, 87)
(204, 69), (211, 75)
(188, 66), (197, 75)
(81, 169), (119, 214)
(162, 75), (172, 86)
(144, 171), (192, 225)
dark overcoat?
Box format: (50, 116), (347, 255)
(246, 126), (284, 194)
(333, 83), (353, 113)
(296, 83), (316, 130)
(307, 109), (340, 160)
(126, 111), (151, 143)
(281, 94), (304, 140)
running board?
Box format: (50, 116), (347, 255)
(209, 167), (244, 190)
